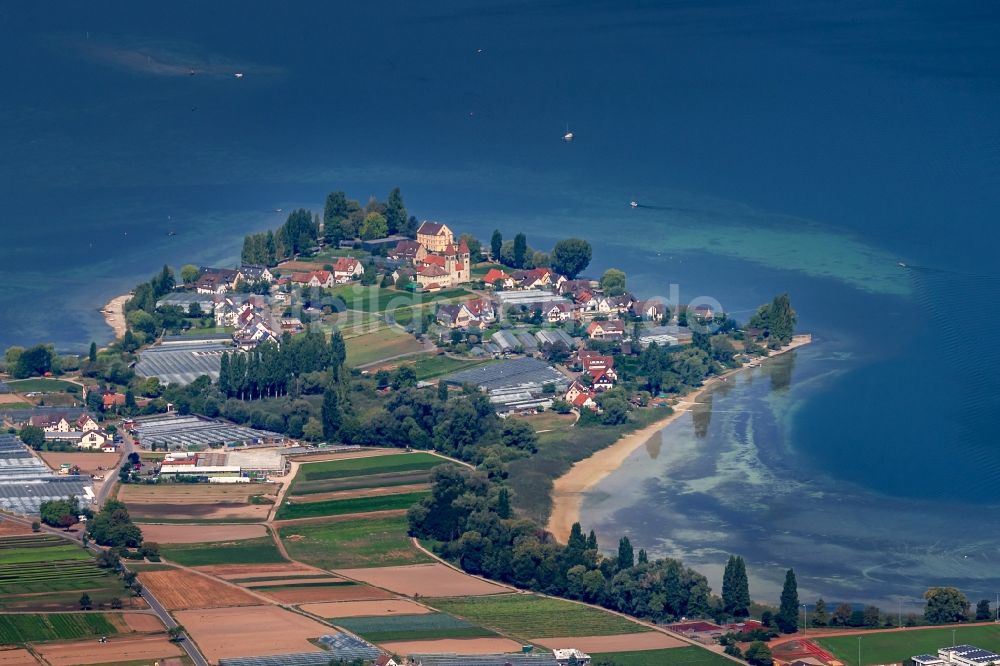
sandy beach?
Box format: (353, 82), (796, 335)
(101, 294), (130, 340)
(546, 333), (813, 542)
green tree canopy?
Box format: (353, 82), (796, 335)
(18, 425), (45, 450)
(722, 555), (751, 618)
(385, 187), (407, 235)
(513, 233), (527, 268)
(551, 238), (592, 278)
(360, 212), (388, 240)
(776, 568), (799, 633)
(180, 264), (199, 285)
(924, 586), (970, 624)
(599, 268), (627, 296)
(490, 230), (502, 262)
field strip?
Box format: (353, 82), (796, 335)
(294, 483), (431, 502)
(271, 508), (408, 526)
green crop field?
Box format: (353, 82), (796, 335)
(277, 490), (428, 520)
(292, 469), (434, 496)
(296, 452), (445, 482)
(591, 647), (735, 665)
(335, 612), (496, 642)
(406, 355), (494, 381)
(278, 515), (431, 569)
(159, 537), (286, 567)
(345, 328), (425, 367)
(0, 536), (128, 611)
(5, 378), (79, 393)
(816, 625), (1000, 666)
(430, 594), (649, 639)
(0, 613), (120, 644)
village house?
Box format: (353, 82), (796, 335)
(578, 350), (616, 377)
(512, 267), (554, 290)
(589, 369), (615, 391)
(195, 267), (239, 294)
(482, 268), (515, 289)
(332, 256), (364, 282)
(388, 239), (426, 263)
(633, 298), (668, 321)
(596, 292), (635, 315)
(586, 319), (626, 339)
(29, 413), (73, 432)
(565, 381), (597, 411)
(75, 414), (99, 432)
(102, 392), (126, 410)
(290, 270), (335, 289)
(436, 298), (496, 330)
(570, 289), (599, 312)
(44, 429), (109, 450)
(544, 301), (579, 323)
(237, 264), (274, 284)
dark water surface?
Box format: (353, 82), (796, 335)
(1, 1), (998, 605)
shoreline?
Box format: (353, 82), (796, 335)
(546, 333), (813, 543)
(101, 294), (131, 340)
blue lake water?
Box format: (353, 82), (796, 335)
(1, 1), (998, 606)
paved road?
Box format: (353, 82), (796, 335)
(0, 513), (209, 666)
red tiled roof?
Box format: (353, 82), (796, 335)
(417, 221), (446, 235)
(483, 268), (510, 283)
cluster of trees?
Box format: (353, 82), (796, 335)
(635, 343), (716, 395)
(748, 293), (796, 347)
(4, 344), (61, 378)
(39, 497), (89, 530)
(218, 330), (346, 400)
(241, 208), (321, 266)
(324, 188), (414, 246)
(409, 466), (716, 623)
(86, 499), (143, 548)
(487, 231), (593, 279)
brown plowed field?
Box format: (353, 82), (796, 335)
(0, 520), (32, 536)
(0, 649), (38, 665)
(120, 484), (278, 520)
(38, 452), (121, 476)
(377, 637), (524, 655)
(122, 612), (165, 632)
(334, 563), (511, 597)
(262, 585), (394, 604)
(36, 634), (184, 666)
(138, 570), (260, 609)
(175, 605), (333, 662)
(137, 523), (267, 544)
(299, 599), (432, 618)
(530, 632), (685, 651)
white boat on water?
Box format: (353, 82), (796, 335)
(630, 201), (638, 208)
(563, 124), (574, 141)
(234, 72), (244, 79)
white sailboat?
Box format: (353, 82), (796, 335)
(563, 124), (574, 142)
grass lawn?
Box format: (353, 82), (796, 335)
(159, 537), (286, 567)
(278, 515), (432, 569)
(277, 490), (429, 520)
(591, 647), (736, 665)
(406, 355), (494, 381)
(471, 262), (504, 278)
(816, 625), (1000, 666)
(6, 378), (79, 393)
(507, 406), (672, 523)
(0, 613), (120, 644)
(345, 327), (425, 367)
(430, 594), (649, 640)
(331, 285), (473, 313)
(335, 612), (496, 642)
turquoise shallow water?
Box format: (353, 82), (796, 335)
(1, 1), (998, 604)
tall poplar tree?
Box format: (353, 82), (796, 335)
(617, 536), (634, 570)
(777, 568), (800, 633)
(321, 386), (341, 441)
(490, 230), (502, 262)
(513, 233), (527, 268)
(722, 555), (751, 618)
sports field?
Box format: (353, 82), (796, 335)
(816, 625), (1000, 666)
(279, 515), (431, 569)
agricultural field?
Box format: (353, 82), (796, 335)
(0, 535), (132, 611)
(816, 625), (1000, 666)
(174, 605), (335, 662)
(289, 452), (446, 496)
(5, 378), (79, 393)
(406, 355), (493, 381)
(0, 613), (120, 644)
(335, 612), (496, 642)
(590, 647), (736, 666)
(37, 451), (121, 477)
(276, 490), (428, 520)
(335, 563), (509, 598)
(279, 515), (431, 569)
(430, 594), (651, 640)
(118, 482), (278, 521)
(137, 523), (267, 544)
(35, 633), (185, 666)
(159, 536), (286, 567)
(258, 580), (394, 604)
(137, 569), (259, 610)
(345, 327), (425, 367)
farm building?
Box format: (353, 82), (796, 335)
(135, 339), (231, 385)
(158, 464), (243, 482)
(494, 289), (568, 308)
(535, 328), (577, 350)
(132, 414), (286, 451)
(0, 434), (94, 514)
